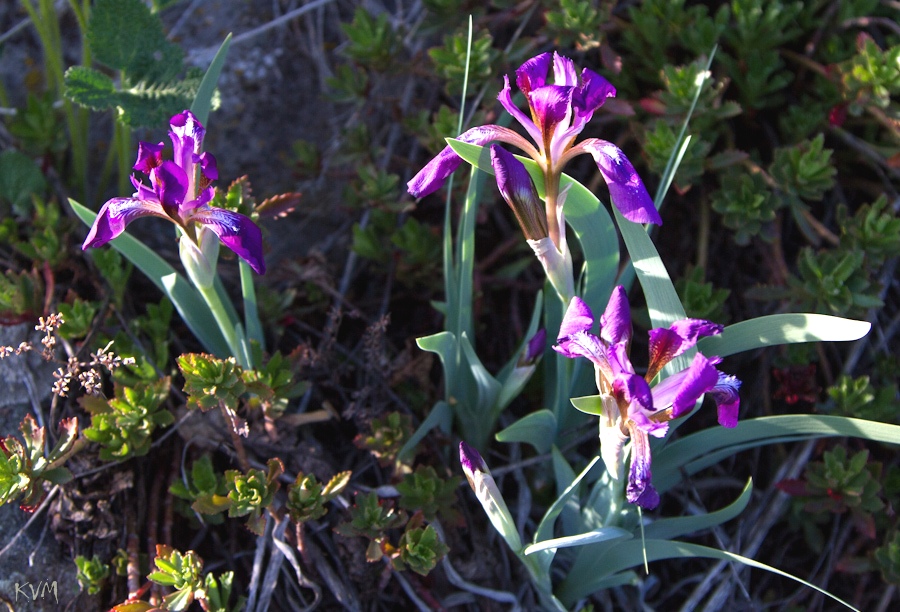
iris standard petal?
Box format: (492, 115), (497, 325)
(573, 68), (616, 117)
(710, 372), (742, 428)
(600, 285), (631, 345)
(133, 141), (165, 174)
(198, 151), (218, 181)
(626, 427), (660, 509)
(613, 370), (653, 412)
(151, 161), (189, 217)
(528, 85), (573, 149)
(82, 197), (168, 249)
(579, 139), (662, 225)
(498, 76), (543, 146)
(407, 125), (516, 198)
(190, 206), (266, 275)
(557, 296), (594, 340)
(552, 52), (578, 87)
(515, 52), (551, 95)
(491, 145), (548, 240)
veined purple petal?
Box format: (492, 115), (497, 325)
(711, 372), (742, 428)
(663, 353), (719, 418)
(613, 370), (652, 412)
(557, 296), (594, 340)
(130, 175), (156, 201)
(646, 327), (684, 380)
(133, 141), (165, 174)
(151, 161), (188, 218)
(600, 285), (631, 345)
(515, 52), (552, 95)
(407, 125), (516, 198)
(82, 197), (168, 249)
(189, 206), (266, 274)
(491, 145), (548, 240)
(579, 139), (662, 225)
(608, 342), (636, 377)
(626, 426), (659, 509)
(573, 68), (616, 117)
(498, 76), (543, 146)
(528, 85), (573, 151)
(198, 151), (218, 181)
(552, 53), (578, 87)
(554, 329), (608, 369)
(168, 124), (200, 182)
(669, 319), (724, 347)
(647, 318), (723, 380)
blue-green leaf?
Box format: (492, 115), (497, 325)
(191, 34), (232, 125)
(697, 313), (871, 357)
(495, 410), (557, 454)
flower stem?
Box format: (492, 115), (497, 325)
(197, 282), (249, 368)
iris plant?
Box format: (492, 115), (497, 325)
(554, 287), (741, 509)
(82, 110), (265, 283)
(408, 52), (659, 302)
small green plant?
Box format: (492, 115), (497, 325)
(112, 546), (242, 612)
(56, 298), (98, 340)
(779, 446), (884, 545)
(822, 375), (899, 423)
(875, 531), (900, 587)
(0, 415), (78, 509)
(341, 7), (403, 72)
(395, 522), (449, 576)
(285, 470), (351, 523)
(397, 465), (460, 522)
(75, 554), (111, 595)
(336, 491), (407, 562)
(354, 411), (413, 469)
(81, 378), (173, 461)
(169, 454), (227, 525)
(429, 31), (499, 96)
(178, 354), (247, 413)
(675, 266), (730, 322)
(224, 459), (284, 535)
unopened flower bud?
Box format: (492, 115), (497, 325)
(490, 145), (548, 241)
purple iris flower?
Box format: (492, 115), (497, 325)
(82, 110), (265, 276)
(408, 52), (660, 246)
(554, 287), (741, 510)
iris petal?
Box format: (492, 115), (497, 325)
(626, 427), (660, 509)
(152, 161), (188, 217)
(528, 85), (573, 148)
(491, 145), (547, 240)
(711, 372), (742, 428)
(580, 139), (662, 225)
(600, 285), (631, 345)
(515, 52), (551, 94)
(407, 125), (519, 198)
(557, 296), (594, 340)
(498, 76), (543, 146)
(81, 197), (168, 249)
(190, 206), (266, 275)
(133, 141), (165, 174)
(668, 353), (719, 417)
(552, 52), (578, 87)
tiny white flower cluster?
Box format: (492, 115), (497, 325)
(0, 314), (134, 397)
(52, 342), (136, 397)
